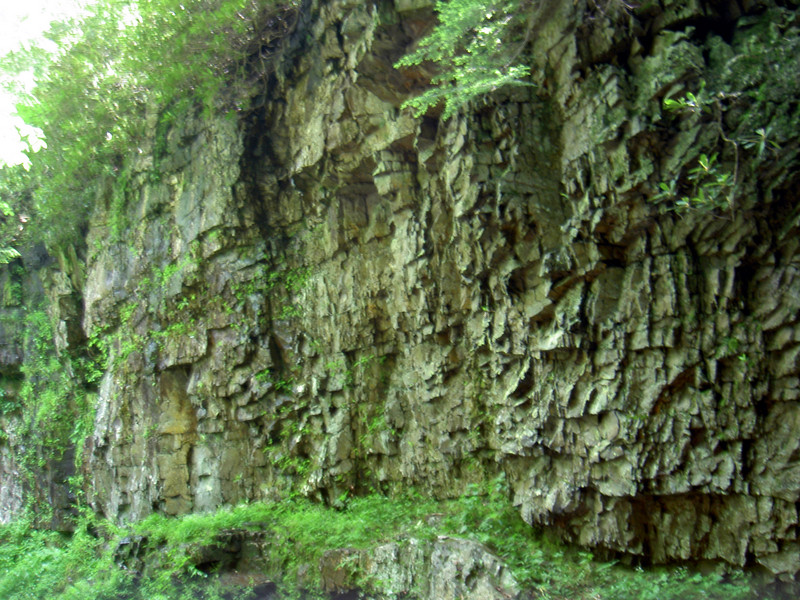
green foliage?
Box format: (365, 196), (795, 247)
(0, 247), (21, 265)
(324, 353), (383, 390)
(0, 0), (299, 250)
(395, 0), (533, 118)
(662, 81), (712, 115)
(655, 7), (800, 213)
(18, 310), (91, 461)
(0, 513), (132, 600)
(655, 151), (734, 212)
(0, 164), (29, 263)
(0, 483), (762, 600)
(657, 82), (737, 212)
(714, 7), (800, 151)
(0, 303), (98, 517)
(228, 263), (310, 321)
(0, 378), (21, 417)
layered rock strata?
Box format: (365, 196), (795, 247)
(1, 0), (798, 579)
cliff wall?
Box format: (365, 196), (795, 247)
(1, 0), (799, 580)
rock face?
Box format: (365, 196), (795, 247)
(1, 0), (799, 581)
(114, 527), (519, 600)
(319, 537), (519, 600)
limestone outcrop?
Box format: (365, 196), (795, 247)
(1, 0), (798, 582)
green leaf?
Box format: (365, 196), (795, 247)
(396, 0), (534, 118)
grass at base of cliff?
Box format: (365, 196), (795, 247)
(0, 481), (773, 600)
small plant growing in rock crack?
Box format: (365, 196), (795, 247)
(656, 82), (740, 212)
(255, 368), (295, 394)
(655, 152), (734, 212)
